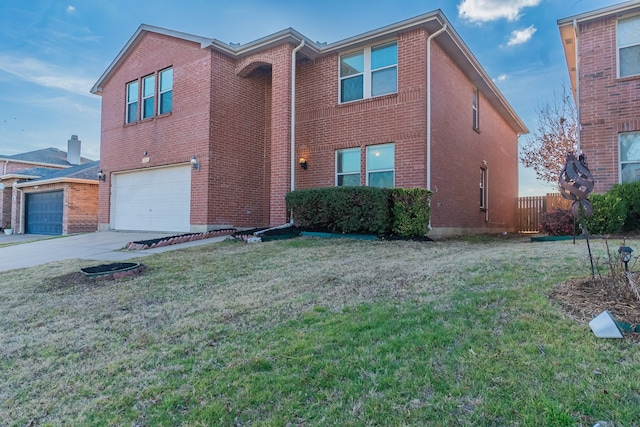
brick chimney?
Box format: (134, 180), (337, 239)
(67, 135), (81, 165)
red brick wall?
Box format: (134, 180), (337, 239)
(429, 40), (518, 232)
(99, 32), (214, 228)
(578, 15), (640, 193)
(295, 29), (518, 233)
(209, 50), (271, 227)
(296, 30), (427, 192)
(0, 187), (11, 228)
(66, 183), (98, 234)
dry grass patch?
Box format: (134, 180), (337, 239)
(0, 236), (639, 425)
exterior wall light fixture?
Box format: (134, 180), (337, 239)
(97, 170), (106, 181)
(191, 155), (200, 171)
(299, 157), (307, 170)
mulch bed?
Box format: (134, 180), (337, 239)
(231, 225), (432, 242)
(549, 275), (640, 338)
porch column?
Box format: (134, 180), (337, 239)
(269, 45), (294, 226)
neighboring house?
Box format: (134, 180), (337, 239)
(559, 0), (640, 194)
(91, 10), (527, 237)
(0, 136), (99, 235)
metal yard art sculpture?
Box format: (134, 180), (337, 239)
(558, 152), (596, 277)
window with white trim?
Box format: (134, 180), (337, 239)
(142, 74), (155, 119)
(159, 68), (173, 114)
(480, 167), (487, 209)
(620, 131), (640, 183)
(340, 41), (397, 103)
(366, 143), (394, 188)
(472, 88), (480, 131)
(126, 80), (138, 124)
(124, 67), (172, 125)
(336, 148), (361, 186)
(618, 15), (640, 78)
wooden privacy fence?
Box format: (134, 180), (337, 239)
(517, 193), (573, 233)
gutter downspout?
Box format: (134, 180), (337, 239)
(287, 39), (305, 226)
(426, 23), (447, 192)
(573, 19), (581, 154)
(426, 23), (447, 231)
(290, 39), (305, 193)
(12, 182), (22, 234)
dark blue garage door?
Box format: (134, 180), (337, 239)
(26, 191), (63, 235)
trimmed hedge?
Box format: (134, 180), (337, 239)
(610, 182), (640, 231)
(584, 192), (627, 235)
(286, 187), (432, 236)
(389, 188), (431, 237)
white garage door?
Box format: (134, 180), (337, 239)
(112, 165), (191, 232)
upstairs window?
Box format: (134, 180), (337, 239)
(142, 75), (155, 119)
(126, 80), (138, 124)
(618, 15), (640, 78)
(472, 88), (480, 131)
(366, 143), (394, 188)
(124, 67), (172, 125)
(336, 148), (361, 186)
(159, 68), (173, 114)
(340, 41), (397, 103)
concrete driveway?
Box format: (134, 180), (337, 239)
(0, 231), (229, 273)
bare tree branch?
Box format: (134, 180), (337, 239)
(520, 86), (578, 184)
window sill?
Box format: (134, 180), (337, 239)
(123, 112), (172, 127)
(617, 74), (640, 83)
(338, 92), (398, 107)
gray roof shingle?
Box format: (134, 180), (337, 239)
(22, 160), (100, 183)
(0, 147), (93, 166)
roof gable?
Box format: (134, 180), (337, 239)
(91, 10), (527, 134)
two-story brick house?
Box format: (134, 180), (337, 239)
(91, 10), (527, 237)
(559, 0), (640, 194)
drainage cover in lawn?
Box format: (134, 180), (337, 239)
(81, 262), (142, 277)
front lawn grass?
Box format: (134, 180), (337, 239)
(1, 236), (639, 426)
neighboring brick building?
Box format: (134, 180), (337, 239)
(92, 10), (527, 237)
(559, 0), (640, 194)
(0, 136), (99, 235)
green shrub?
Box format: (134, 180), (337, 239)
(286, 187), (390, 234)
(539, 208), (578, 236)
(584, 193), (627, 235)
(389, 188), (431, 236)
(286, 187), (432, 236)
(609, 182), (640, 231)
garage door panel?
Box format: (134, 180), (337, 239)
(112, 166), (191, 232)
(26, 191), (63, 235)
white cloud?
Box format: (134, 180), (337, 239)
(66, 5), (76, 14)
(0, 56), (95, 97)
(458, 0), (542, 22)
(507, 25), (537, 46)
(496, 74), (508, 82)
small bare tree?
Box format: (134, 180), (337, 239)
(520, 87), (578, 184)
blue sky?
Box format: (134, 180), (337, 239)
(0, 0), (624, 195)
